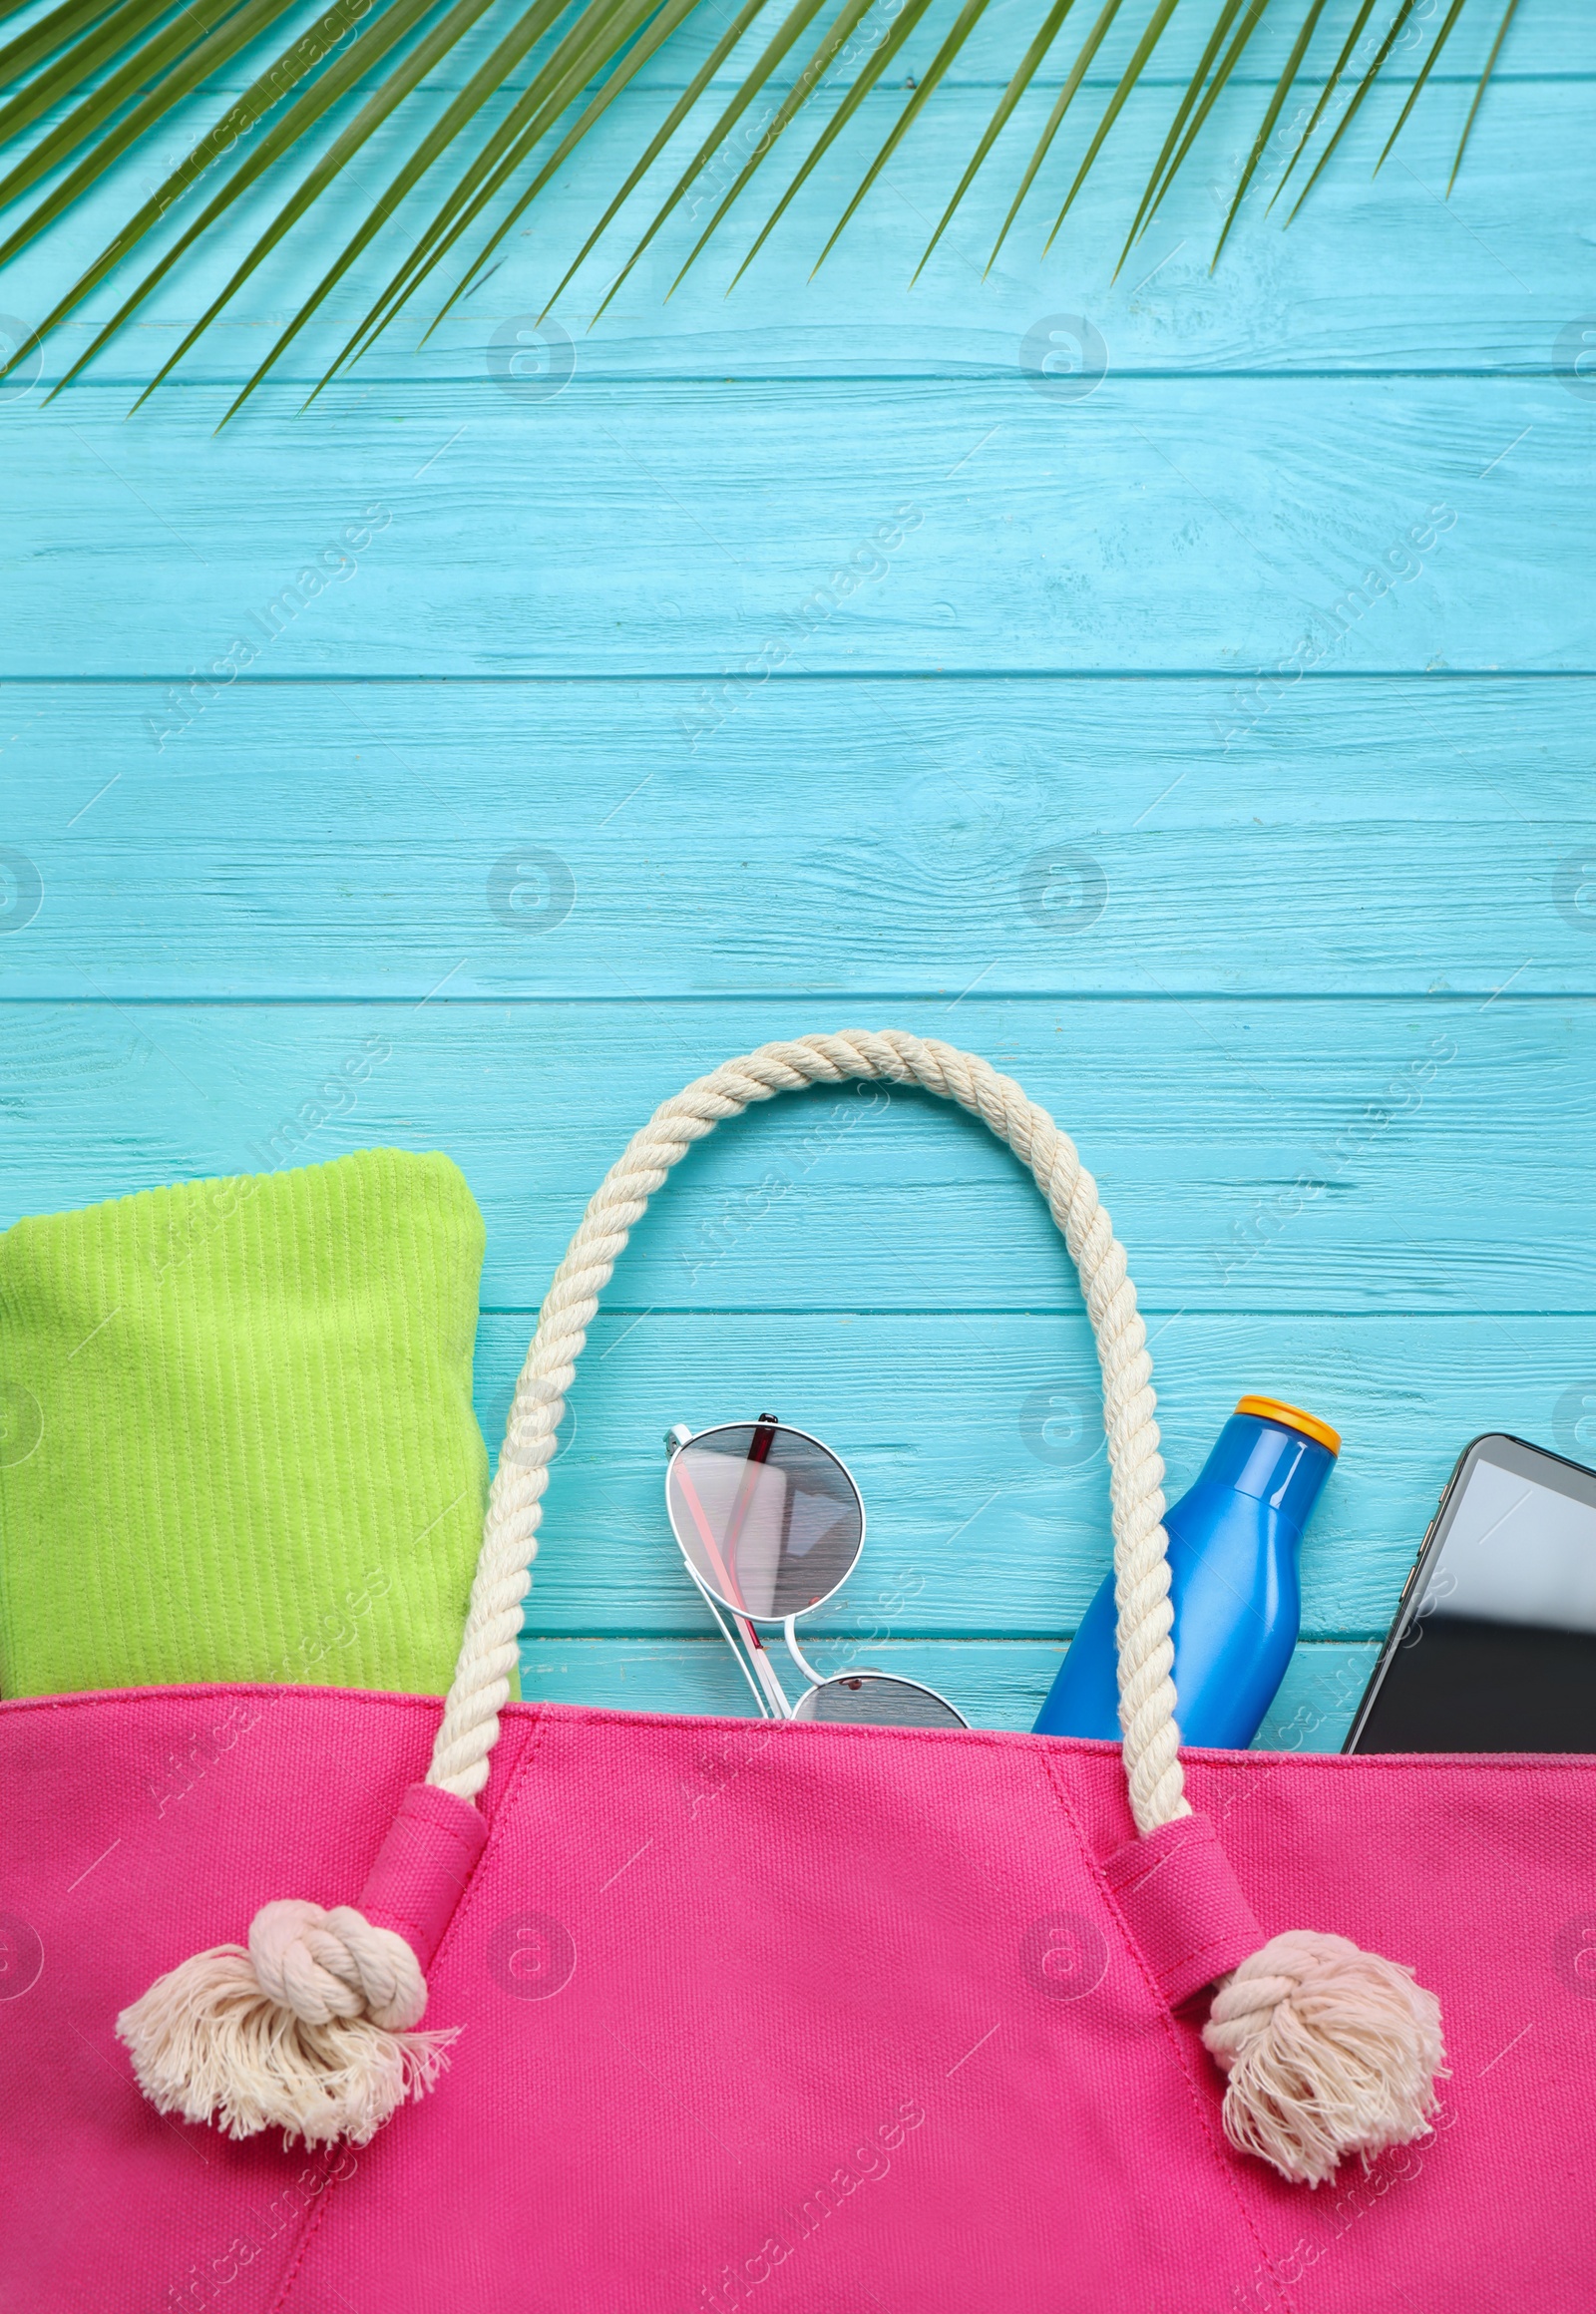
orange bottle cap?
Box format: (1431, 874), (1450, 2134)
(1234, 1395), (1341, 1456)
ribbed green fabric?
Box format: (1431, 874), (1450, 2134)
(0, 1149), (491, 1702)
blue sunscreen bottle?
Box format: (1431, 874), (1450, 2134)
(1032, 1396), (1340, 1749)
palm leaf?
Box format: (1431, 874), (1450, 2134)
(1042, 0), (1181, 253)
(986, 0), (1127, 272)
(0, 0), (1515, 408)
(729, 0), (939, 288)
(1119, 0), (1275, 263)
(913, 0), (1079, 283)
(1267, 0), (1380, 212)
(1113, 0), (1255, 269)
(0, 0), (214, 163)
(1448, 0), (1518, 193)
(586, 0), (844, 319)
(310, 0), (688, 381)
(0, 0), (131, 97)
(667, 0), (890, 295)
(810, 0), (994, 279)
(529, 0), (767, 315)
(1374, 0), (1467, 175)
(0, 0), (305, 269)
(1208, 0), (1327, 265)
(20, 0), (450, 395)
(256, 0), (648, 408)
(1284, 0), (1416, 223)
(209, 0), (547, 421)
(335, 0), (725, 369)
(413, 0), (703, 335)
(30, 0), (377, 392)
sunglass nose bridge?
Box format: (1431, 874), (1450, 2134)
(664, 1423), (693, 1456)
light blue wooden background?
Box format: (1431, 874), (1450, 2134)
(2, 1), (1592, 1748)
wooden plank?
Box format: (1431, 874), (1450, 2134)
(2, 676), (1589, 998)
(0, 0), (1580, 1777)
(4, 68), (1586, 384)
(478, 1309), (1590, 1642)
(0, 999), (1588, 1313)
(362, 0), (1596, 89)
(519, 1638), (1070, 1731)
(0, 379), (1581, 675)
(9, 0), (1587, 100)
(516, 1634), (1379, 1747)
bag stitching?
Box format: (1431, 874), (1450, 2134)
(22, 1690), (1524, 2302)
(1102, 1812), (1223, 1889)
(263, 1721), (549, 2314)
(1103, 1818), (1261, 1988)
(247, 2144), (347, 2314)
(1036, 1742), (1299, 2314)
(427, 1704), (553, 1977)
(275, 1706), (1293, 2311)
(10, 1685), (1596, 1786)
(262, 1712), (546, 2304)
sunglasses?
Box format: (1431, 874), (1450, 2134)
(663, 1414), (970, 1730)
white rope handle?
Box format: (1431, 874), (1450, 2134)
(425, 1031), (1189, 1837)
(125, 1029), (1441, 2181)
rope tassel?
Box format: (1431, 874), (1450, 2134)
(1204, 1931), (1447, 2187)
(118, 1781), (489, 2145)
(1104, 1796), (1447, 2189)
(117, 1901), (457, 2146)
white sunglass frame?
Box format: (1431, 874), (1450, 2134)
(662, 1417), (970, 1730)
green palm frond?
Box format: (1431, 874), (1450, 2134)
(1114, 0), (1266, 272)
(0, 0), (1523, 412)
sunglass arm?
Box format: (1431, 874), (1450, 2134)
(742, 1622), (794, 1720)
(681, 1553), (791, 1720)
(782, 1615), (826, 1693)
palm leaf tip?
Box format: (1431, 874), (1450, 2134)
(1449, 0), (1518, 194)
(0, 0), (1504, 402)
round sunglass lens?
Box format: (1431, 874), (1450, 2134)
(794, 1674), (968, 1730)
(667, 1424), (863, 1619)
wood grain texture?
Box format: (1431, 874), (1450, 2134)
(1, 379), (1584, 677)
(0, 678), (1590, 996)
(4, 67), (1586, 383)
(483, 1310), (1592, 1643)
(1, 1), (1588, 1742)
(517, 1637), (1381, 1746)
(0, 1000), (1587, 1313)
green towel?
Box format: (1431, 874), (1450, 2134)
(0, 1147), (492, 1702)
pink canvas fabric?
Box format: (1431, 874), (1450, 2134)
(3, 1681), (1592, 2313)
(1101, 1811), (1265, 2009)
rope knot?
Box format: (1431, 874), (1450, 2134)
(1204, 1930), (1447, 2186)
(117, 1898), (454, 2146)
(248, 1899), (426, 2030)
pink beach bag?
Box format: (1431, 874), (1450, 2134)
(3, 1031), (1592, 2313)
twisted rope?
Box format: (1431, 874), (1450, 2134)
(425, 1031), (1189, 1837)
(248, 1901), (426, 2030)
